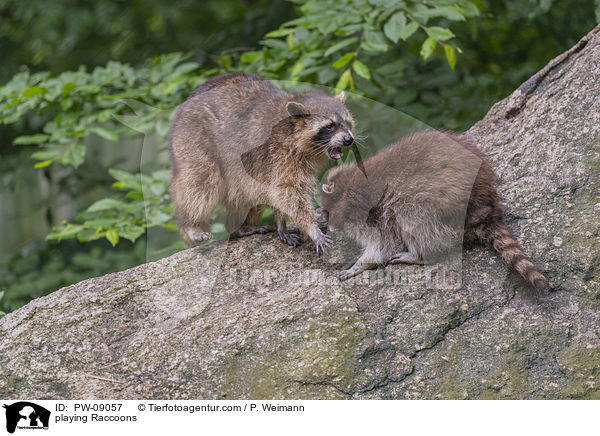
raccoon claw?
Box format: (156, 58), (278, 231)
(337, 269), (357, 281)
(278, 230), (302, 247)
(186, 229), (213, 244)
(389, 252), (424, 265)
(314, 231), (333, 256)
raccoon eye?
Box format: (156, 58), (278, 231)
(325, 122), (335, 131)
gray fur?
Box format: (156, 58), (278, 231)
(322, 130), (549, 291)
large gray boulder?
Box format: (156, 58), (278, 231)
(1, 25), (599, 400)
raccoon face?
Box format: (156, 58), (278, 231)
(286, 92), (355, 160)
(313, 117), (354, 160)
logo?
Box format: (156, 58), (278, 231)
(3, 402), (50, 433)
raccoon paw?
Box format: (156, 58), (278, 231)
(337, 269), (358, 281)
(186, 229), (213, 244)
(278, 230), (302, 247)
(389, 252), (424, 265)
(314, 230), (333, 256)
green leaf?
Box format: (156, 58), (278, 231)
(398, 21), (419, 41)
(265, 28), (294, 38)
(336, 69), (352, 92)
(333, 52), (355, 69)
(291, 59), (305, 77)
(375, 59), (405, 78)
(218, 53), (232, 69)
(118, 226), (146, 242)
(152, 169), (171, 181)
(22, 86), (46, 98)
(383, 12), (407, 44)
(91, 126), (118, 142)
(240, 51), (263, 63)
(420, 37), (437, 60)
(173, 62), (199, 75)
(62, 143), (86, 168)
(362, 30), (389, 52)
(324, 37), (359, 57)
(352, 60), (371, 80)
(87, 198), (128, 212)
(34, 160), (53, 168)
(426, 26), (455, 42)
(31, 150), (59, 160)
(445, 45), (457, 69)
(109, 168), (143, 192)
(150, 181), (167, 196)
(62, 81), (77, 96)
(50, 224), (85, 241)
(413, 6), (465, 21)
(156, 117), (170, 136)
(13, 134), (49, 145)
(105, 230), (119, 247)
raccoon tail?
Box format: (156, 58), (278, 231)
(483, 220), (549, 292)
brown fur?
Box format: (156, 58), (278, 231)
(321, 130), (549, 291)
(169, 73), (354, 252)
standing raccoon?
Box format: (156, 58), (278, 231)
(321, 130), (549, 291)
(169, 73), (355, 253)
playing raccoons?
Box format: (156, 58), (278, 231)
(320, 130), (549, 291)
(168, 73), (355, 254)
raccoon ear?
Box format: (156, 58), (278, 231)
(322, 182), (334, 194)
(286, 101), (309, 117)
(334, 91), (346, 104)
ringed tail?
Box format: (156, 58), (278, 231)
(484, 220), (549, 292)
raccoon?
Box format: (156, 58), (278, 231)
(320, 130), (549, 291)
(168, 73), (355, 254)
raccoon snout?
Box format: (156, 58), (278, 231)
(342, 135), (354, 147)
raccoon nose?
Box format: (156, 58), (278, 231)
(342, 135), (354, 146)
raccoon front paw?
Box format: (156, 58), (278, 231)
(278, 230), (302, 247)
(337, 269), (358, 281)
(314, 230), (333, 256)
(186, 229), (213, 244)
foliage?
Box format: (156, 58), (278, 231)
(235, 0), (479, 88)
(0, 0), (295, 82)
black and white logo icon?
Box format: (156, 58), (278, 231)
(3, 402), (50, 433)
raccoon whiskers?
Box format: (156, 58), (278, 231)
(310, 140), (331, 156)
(353, 139), (367, 150)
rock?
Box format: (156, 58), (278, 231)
(1, 25), (599, 400)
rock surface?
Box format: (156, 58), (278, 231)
(1, 26), (599, 400)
